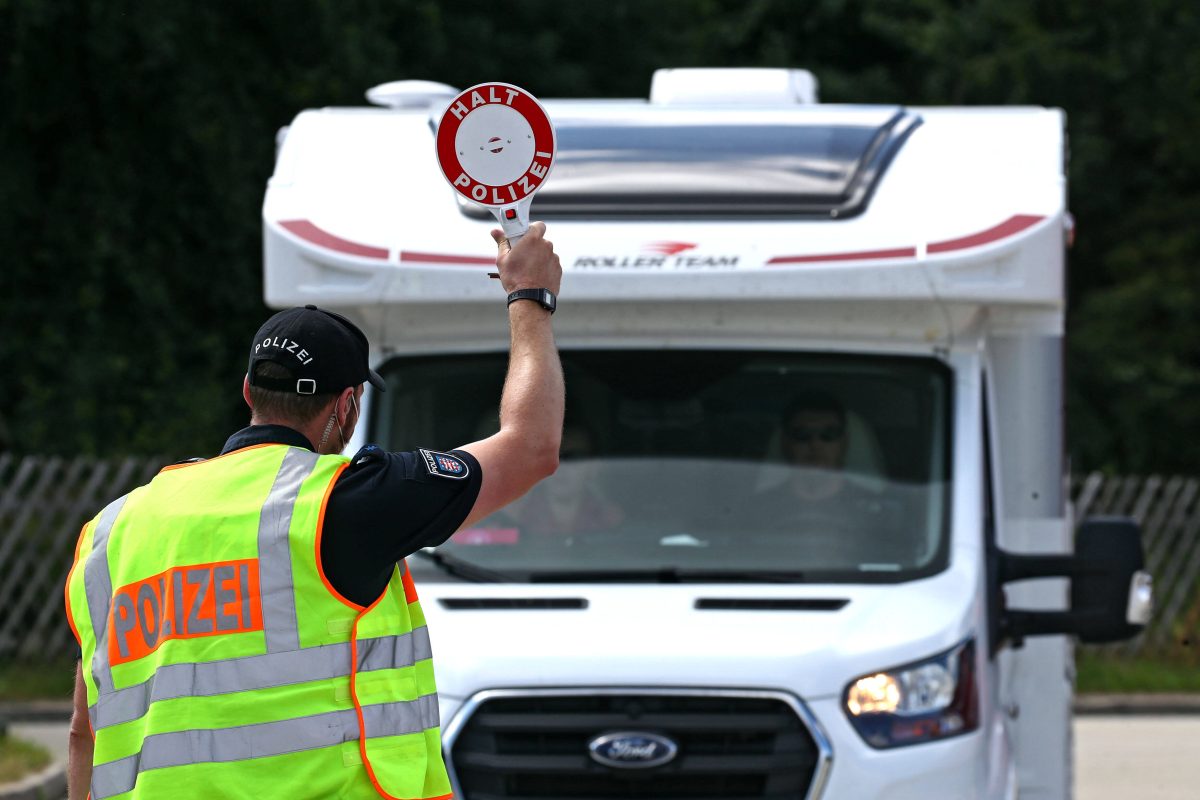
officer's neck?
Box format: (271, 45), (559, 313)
(248, 414), (324, 453)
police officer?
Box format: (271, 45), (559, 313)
(65, 224), (563, 799)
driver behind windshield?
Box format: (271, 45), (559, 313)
(758, 392), (897, 533)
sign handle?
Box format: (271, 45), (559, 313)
(492, 197), (533, 246)
(486, 198), (533, 279)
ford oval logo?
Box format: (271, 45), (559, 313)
(587, 731), (679, 769)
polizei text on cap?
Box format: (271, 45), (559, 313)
(255, 336), (313, 365)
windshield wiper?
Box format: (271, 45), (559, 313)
(526, 568), (807, 583)
(412, 549), (517, 583)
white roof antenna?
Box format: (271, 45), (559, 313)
(366, 80), (460, 109)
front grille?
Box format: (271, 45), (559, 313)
(446, 691), (821, 800)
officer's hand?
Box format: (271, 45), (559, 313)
(491, 222), (562, 296)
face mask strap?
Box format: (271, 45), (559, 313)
(318, 390), (359, 454)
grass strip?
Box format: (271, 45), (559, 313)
(1076, 651), (1200, 693)
(0, 660), (75, 702)
(0, 735), (52, 784)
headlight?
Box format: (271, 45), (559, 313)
(843, 638), (978, 748)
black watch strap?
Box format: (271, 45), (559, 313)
(507, 288), (557, 314)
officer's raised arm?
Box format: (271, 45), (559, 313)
(457, 221), (564, 529)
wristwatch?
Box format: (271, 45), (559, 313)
(507, 288), (557, 314)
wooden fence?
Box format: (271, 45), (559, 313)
(1074, 473), (1200, 662)
(0, 456), (1196, 663)
(0, 454), (165, 662)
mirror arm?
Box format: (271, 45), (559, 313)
(1000, 609), (1106, 642)
(995, 549), (1095, 649)
(997, 549), (1104, 584)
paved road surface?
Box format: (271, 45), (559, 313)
(1074, 714), (1200, 800)
(11, 715), (1200, 798)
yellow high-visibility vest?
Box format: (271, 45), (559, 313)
(65, 443), (452, 799)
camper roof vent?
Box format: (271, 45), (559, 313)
(366, 80), (459, 109)
(650, 68), (818, 105)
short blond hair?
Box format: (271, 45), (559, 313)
(248, 362), (336, 424)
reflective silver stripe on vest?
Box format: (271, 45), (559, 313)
(90, 694), (440, 799)
(356, 626), (433, 673)
(257, 448), (320, 653)
(90, 628), (432, 731)
(83, 495), (131, 697)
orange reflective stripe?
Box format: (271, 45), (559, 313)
(350, 581), (448, 800)
(108, 559), (263, 666)
(314, 462), (363, 610)
(349, 592), (451, 800)
(351, 591), (387, 796)
(401, 561), (419, 605)
(64, 522), (90, 649)
(157, 443), (276, 473)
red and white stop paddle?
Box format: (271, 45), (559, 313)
(436, 82), (557, 272)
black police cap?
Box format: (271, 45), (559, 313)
(247, 305), (385, 395)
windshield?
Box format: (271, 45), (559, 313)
(374, 351), (952, 583)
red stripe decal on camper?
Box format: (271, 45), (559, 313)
(767, 214), (1047, 265)
(768, 247), (917, 265)
(926, 214), (1044, 253)
(399, 251), (495, 266)
(278, 220), (389, 260)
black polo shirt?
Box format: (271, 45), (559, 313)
(220, 425), (482, 606)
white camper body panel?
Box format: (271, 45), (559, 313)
(264, 105), (1065, 317)
(264, 88), (1071, 799)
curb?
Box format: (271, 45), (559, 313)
(0, 704), (71, 724)
(0, 760), (66, 800)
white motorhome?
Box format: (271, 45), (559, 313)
(263, 69), (1149, 800)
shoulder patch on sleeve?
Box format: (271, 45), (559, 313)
(352, 444), (386, 468)
(418, 448), (470, 480)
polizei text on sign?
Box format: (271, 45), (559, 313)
(453, 151), (553, 205)
(436, 82), (557, 208)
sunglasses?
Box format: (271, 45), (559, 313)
(787, 425), (844, 444)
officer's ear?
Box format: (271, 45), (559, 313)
(242, 375), (253, 410)
(337, 386), (356, 423)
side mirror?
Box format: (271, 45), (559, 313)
(995, 516), (1152, 648)
(1070, 517), (1153, 642)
